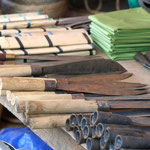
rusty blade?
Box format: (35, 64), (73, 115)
(57, 79), (146, 89)
(106, 101), (150, 109)
(134, 52), (150, 69)
(56, 83), (147, 96)
(15, 55), (98, 61)
(66, 81), (146, 89)
(42, 58), (126, 75)
(46, 73), (132, 81)
(146, 51), (150, 62)
(89, 93), (150, 101)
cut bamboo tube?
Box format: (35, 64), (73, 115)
(0, 32), (92, 49)
(9, 29), (87, 37)
(0, 27), (70, 36)
(1, 77), (57, 91)
(0, 12), (41, 19)
(0, 44), (93, 56)
(14, 94), (84, 113)
(0, 19), (56, 30)
(26, 100), (98, 114)
(28, 115), (70, 129)
(0, 15), (49, 23)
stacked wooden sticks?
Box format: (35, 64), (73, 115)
(0, 12), (94, 56)
(67, 110), (150, 150)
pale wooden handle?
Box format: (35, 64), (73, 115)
(6, 91), (56, 102)
(29, 115), (70, 129)
(26, 100), (98, 114)
(2, 77), (57, 91)
(0, 66), (32, 77)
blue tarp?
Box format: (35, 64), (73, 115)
(0, 127), (53, 150)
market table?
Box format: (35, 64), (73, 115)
(0, 58), (150, 150)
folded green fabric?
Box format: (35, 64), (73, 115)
(89, 7), (150, 60)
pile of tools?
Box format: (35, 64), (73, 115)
(0, 54), (148, 130)
(0, 11), (150, 150)
(67, 110), (150, 150)
(0, 12), (93, 56)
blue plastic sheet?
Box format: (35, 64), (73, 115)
(0, 127), (53, 150)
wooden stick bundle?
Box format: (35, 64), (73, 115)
(0, 19), (56, 30)
(0, 15), (49, 23)
(0, 44), (93, 56)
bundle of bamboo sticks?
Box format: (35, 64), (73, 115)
(0, 12), (93, 56)
(67, 111), (150, 150)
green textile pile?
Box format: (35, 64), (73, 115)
(89, 7), (150, 60)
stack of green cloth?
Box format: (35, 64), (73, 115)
(89, 7), (150, 60)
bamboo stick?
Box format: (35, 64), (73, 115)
(0, 27), (69, 36)
(26, 100), (98, 114)
(9, 29), (87, 37)
(0, 19), (56, 30)
(0, 27), (70, 36)
(0, 12), (41, 19)
(0, 32), (92, 49)
(1, 77), (57, 91)
(0, 44), (93, 56)
(0, 15), (49, 23)
(28, 115), (70, 129)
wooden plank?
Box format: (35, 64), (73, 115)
(33, 129), (86, 150)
